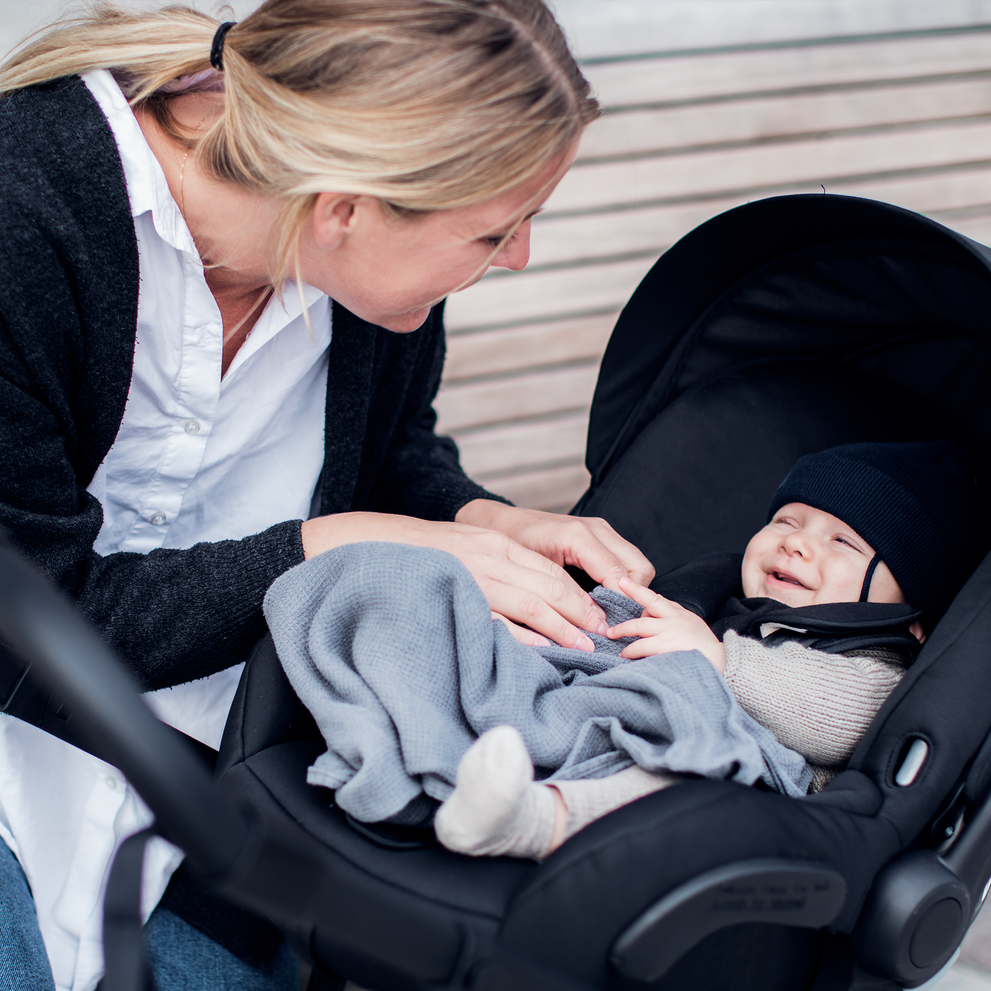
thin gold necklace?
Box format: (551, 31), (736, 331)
(178, 110), (214, 216)
(176, 115), (275, 348)
(222, 284), (274, 346)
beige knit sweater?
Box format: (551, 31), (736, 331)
(721, 631), (907, 791)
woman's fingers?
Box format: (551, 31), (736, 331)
(477, 573), (598, 650)
(492, 613), (553, 648)
(455, 502), (655, 589)
(572, 517), (656, 587)
(471, 532), (608, 631)
(546, 515), (655, 589)
(436, 526), (606, 649)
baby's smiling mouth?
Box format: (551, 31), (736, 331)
(770, 570), (810, 589)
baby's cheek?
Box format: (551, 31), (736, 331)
(740, 558), (762, 598)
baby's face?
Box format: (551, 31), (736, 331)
(741, 502), (906, 608)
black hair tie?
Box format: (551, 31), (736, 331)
(210, 21), (236, 71)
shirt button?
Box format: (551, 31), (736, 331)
(105, 776), (118, 791)
(149, 512), (167, 525)
(183, 419), (201, 435)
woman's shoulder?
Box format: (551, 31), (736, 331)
(0, 76), (127, 219)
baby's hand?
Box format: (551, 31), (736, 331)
(609, 577), (726, 672)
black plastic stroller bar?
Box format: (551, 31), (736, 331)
(0, 538), (247, 878)
(611, 858), (847, 983)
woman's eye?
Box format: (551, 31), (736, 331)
(482, 231), (517, 250)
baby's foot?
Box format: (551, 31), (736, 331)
(434, 725), (555, 859)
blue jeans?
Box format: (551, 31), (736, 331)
(0, 840), (298, 991)
(0, 837), (55, 991)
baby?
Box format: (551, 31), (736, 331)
(264, 440), (980, 861)
(432, 439), (979, 859)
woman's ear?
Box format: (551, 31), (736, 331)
(311, 192), (362, 250)
(910, 620), (926, 644)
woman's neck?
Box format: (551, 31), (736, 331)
(133, 96), (281, 374)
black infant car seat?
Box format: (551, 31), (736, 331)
(4, 194), (991, 991)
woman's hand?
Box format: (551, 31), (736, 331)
(608, 576), (726, 672)
(455, 500), (654, 590)
(454, 500), (655, 646)
(300, 509), (627, 651)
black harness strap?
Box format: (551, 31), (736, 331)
(859, 553), (882, 602)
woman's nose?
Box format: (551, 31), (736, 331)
(491, 220), (532, 271)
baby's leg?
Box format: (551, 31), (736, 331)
(434, 726), (677, 860)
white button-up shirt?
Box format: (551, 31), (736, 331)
(0, 70), (332, 991)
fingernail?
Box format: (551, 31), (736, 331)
(596, 621), (609, 635)
(619, 575), (630, 588)
(592, 602), (607, 619)
(533, 635), (552, 648)
(575, 633), (594, 651)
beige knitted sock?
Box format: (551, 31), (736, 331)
(434, 725), (556, 859)
(549, 766), (679, 849)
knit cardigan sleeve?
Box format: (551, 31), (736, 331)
(721, 630), (906, 767)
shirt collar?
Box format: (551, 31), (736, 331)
(82, 70), (199, 256)
(81, 70), (330, 332)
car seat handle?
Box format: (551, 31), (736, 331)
(610, 857), (846, 984)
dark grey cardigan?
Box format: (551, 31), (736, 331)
(0, 76), (503, 690)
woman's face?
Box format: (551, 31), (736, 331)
(296, 143), (578, 332)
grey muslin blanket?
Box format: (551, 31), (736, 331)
(264, 543), (811, 824)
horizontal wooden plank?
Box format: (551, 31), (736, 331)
(435, 364), (599, 432)
(452, 412), (588, 478)
(527, 164), (991, 269)
(547, 116), (991, 215)
(447, 168), (991, 330)
(480, 463), (590, 513)
(578, 75), (991, 161)
(445, 257), (654, 332)
(444, 314), (615, 380)
(584, 30), (991, 108)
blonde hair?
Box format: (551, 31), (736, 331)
(0, 0), (599, 287)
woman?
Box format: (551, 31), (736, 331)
(0, 1), (652, 989)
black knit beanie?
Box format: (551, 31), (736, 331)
(767, 440), (981, 625)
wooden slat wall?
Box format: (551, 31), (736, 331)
(436, 26), (991, 512)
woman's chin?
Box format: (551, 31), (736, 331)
(376, 306), (433, 333)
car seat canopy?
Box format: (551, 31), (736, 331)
(586, 195), (991, 502)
